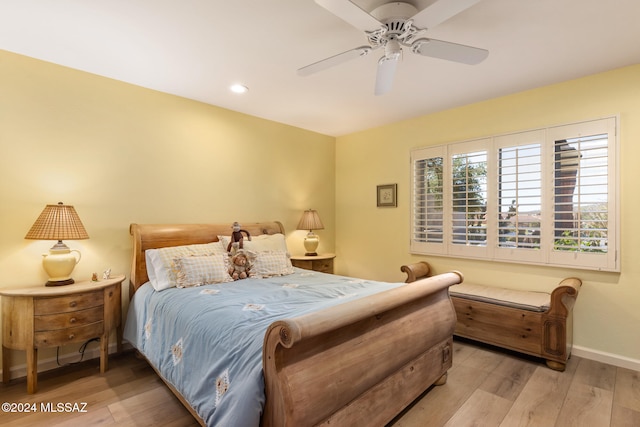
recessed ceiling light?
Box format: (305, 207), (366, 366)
(230, 84), (249, 94)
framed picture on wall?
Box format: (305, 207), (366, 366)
(377, 184), (397, 207)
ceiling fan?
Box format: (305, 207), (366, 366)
(298, 0), (489, 95)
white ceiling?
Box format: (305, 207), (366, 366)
(1, 0), (639, 137)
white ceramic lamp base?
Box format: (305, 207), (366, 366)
(42, 242), (81, 286)
(303, 232), (320, 256)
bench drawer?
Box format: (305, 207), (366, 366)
(452, 297), (543, 355)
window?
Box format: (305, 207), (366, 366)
(413, 155), (444, 245)
(411, 117), (618, 271)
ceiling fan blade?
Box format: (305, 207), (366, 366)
(298, 46), (372, 76)
(412, 38), (488, 65)
(374, 55), (399, 96)
(314, 0), (382, 32)
(411, 0), (482, 29)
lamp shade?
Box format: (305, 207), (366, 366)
(25, 202), (89, 241)
(296, 209), (324, 231)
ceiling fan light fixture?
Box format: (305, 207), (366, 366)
(385, 38), (402, 59)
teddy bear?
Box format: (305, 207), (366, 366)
(227, 221), (251, 253)
(228, 251), (253, 280)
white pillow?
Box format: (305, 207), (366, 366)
(146, 242), (227, 291)
(218, 233), (289, 253)
(252, 251), (294, 278)
(174, 254), (233, 288)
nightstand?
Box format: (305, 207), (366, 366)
(1, 275), (124, 393)
(290, 254), (336, 274)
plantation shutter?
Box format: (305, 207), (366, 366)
(494, 130), (545, 264)
(546, 118), (617, 270)
(411, 146), (445, 254)
(409, 116), (618, 271)
(448, 139), (490, 258)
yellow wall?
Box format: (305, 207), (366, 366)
(0, 50), (335, 370)
(1, 47), (638, 373)
(335, 64), (640, 363)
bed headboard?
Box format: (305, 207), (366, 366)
(129, 221), (285, 295)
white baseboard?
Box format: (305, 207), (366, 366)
(572, 345), (640, 371)
(1, 341), (128, 381)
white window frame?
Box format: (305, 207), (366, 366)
(410, 116), (619, 272)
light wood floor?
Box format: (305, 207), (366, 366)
(1, 339), (639, 426)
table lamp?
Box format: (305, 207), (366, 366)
(25, 202), (89, 286)
(296, 209), (324, 256)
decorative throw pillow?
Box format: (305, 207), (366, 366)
(218, 233), (289, 254)
(173, 254), (233, 288)
(146, 241), (227, 291)
(252, 251), (295, 278)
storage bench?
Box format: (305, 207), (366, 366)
(401, 261), (581, 371)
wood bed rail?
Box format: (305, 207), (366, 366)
(262, 270), (463, 427)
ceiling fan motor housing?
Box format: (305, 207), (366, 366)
(370, 2), (419, 22)
(368, 2), (423, 48)
(385, 18), (411, 35)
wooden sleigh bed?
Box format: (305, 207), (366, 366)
(127, 221), (463, 426)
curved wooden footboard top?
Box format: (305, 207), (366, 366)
(262, 269), (463, 427)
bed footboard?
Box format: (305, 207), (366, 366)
(262, 270), (462, 427)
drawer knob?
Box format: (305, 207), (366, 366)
(69, 301), (77, 308)
(68, 333), (75, 340)
(69, 317), (77, 324)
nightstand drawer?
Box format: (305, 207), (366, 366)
(34, 291), (103, 315)
(34, 306), (104, 331)
(313, 260), (333, 273)
(290, 254), (335, 274)
(34, 321), (104, 347)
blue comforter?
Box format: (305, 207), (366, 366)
(123, 268), (403, 426)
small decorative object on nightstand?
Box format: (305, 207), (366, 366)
(290, 253), (335, 274)
(1, 275), (124, 393)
